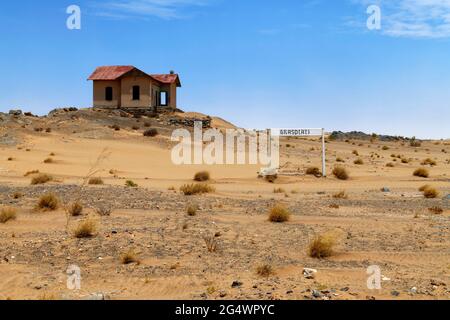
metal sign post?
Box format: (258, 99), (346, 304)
(271, 128), (327, 177)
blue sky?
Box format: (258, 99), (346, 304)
(1, 0), (449, 139)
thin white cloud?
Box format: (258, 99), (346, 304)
(354, 0), (450, 38)
(94, 0), (212, 20)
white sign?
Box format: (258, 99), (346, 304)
(271, 128), (323, 137)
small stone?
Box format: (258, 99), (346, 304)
(303, 268), (317, 279)
(391, 290), (400, 297)
(381, 187), (391, 193)
(231, 281), (243, 288)
(312, 290), (323, 298)
(340, 287), (350, 292)
(410, 287), (417, 294)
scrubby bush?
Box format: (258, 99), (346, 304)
(73, 219), (96, 238)
(125, 180), (138, 188)
(354, 158), (364, 165)
(36, 193), (59, 211)
(413, 168), (429, 178)
(423, 187), (439, 199)
(308, 234), (336, 259)
(306, 167), (321, 176)
(31, 173), (52, 185)
(0, 207), (17, 223)
(256, 264), (275, 277)
(187, 204), (198, 216)
(386, 162), (395, 168)
(332, 166), (349, 180)
(428, 207), (443, 214)
(180, 184), (215, 195)
(143, 128), (158, 137)
(421, 158), (437, 166)
(88, 177), (104, 185)
(194, 171), (210, 182)
(68, 201), (83, 216)
(268, 204), (291, 223)
(120, 250), (140, 265)
(333, 191), (348, 199)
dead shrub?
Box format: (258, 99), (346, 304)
(382, 146), (390, 150)
(268, 204), (291, 223)
(333, 191), (348, 199)
(203, 234), (218, 252)
(95, 205), (113, 216)
(132, 126), (140, 131)
(143, 128), (158, 137)
(111, 124), (120, 131)
(413, 168), (429, 178)
(352, 150), (359, 156)
(31, 173), (52, 185)
(332, 166), (349, 180)
(68, 201), (83, 217)
(386, 162), (395, 167)
(308, 233), (336, 259)
(187, 204), (198, 216)
(73, 219), (96, 238)
(273, 187), (285, 194)
(12, 192), (23, 199)
(125, 180), (138, 188)
(194, 171), (210, 182)
(120, 250), (140, 265)
(428, 207), (444, 215)
(0, 207), (17, 223)
(353, 158), (364, 165)
(36, 193), (59, 211)
(256, 264), (275, 277)
(329, 204), (340, 209)
(88, 177), (104, 185)
(421, 158), (437, 166)
(423, 187), (439, 199)
(306, 167), (321, 176)
(401, 158), (410, 164)
(180, 184), (215, 196)
(43, 158), (54, 164)
(336, 157), (345, 163)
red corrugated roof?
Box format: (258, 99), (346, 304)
(88, 66), (181, 86)
(151, 74), (180, 85)
(88, 66), (136, 80)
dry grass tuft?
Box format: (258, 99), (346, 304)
(306, 167), (321, 176)
(36, 193), (59, 211)
(428, 207), (444, 215)
(88, 177), (104, 185)
(31, 173), (52, 185)
(143, 128), (159, 137)
(180, 183), (215, 196)
(423, 187), (439, 199)
(187, 204), (198, 216)
(419, 185), (431, 192)
(203, 234), (218, 252)
(268, 204), (291, 223)
(194, 171), (210, 182)
(120, 250), (140, 265)
(308, 233), (337, 259)
(332, 166), (349, 180)
(125, 180), (138, 188)
(68, 201), (83, 217)
(273, 187), (285, 194)
(0, 207), (17, 223)
(256, 264), (275, 277)
(332, 191), (348, 199)
(73, 219), (96, 238)
(413, 168), (429, 178)
(421, 158), (437, 166)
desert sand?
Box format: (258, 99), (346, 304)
(0, 108), (448, 300)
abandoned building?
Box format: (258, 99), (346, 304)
(88, 66), (181, 110)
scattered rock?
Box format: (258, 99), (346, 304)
(312, 290), (323, 298)
(381, 187), (391, 193)
(84, 292), (110, 300)
(231, 281), (243, 288)
(303, 268), (318, 279)
(9, 109), (22, 116)
(391, 290), (400, 297)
